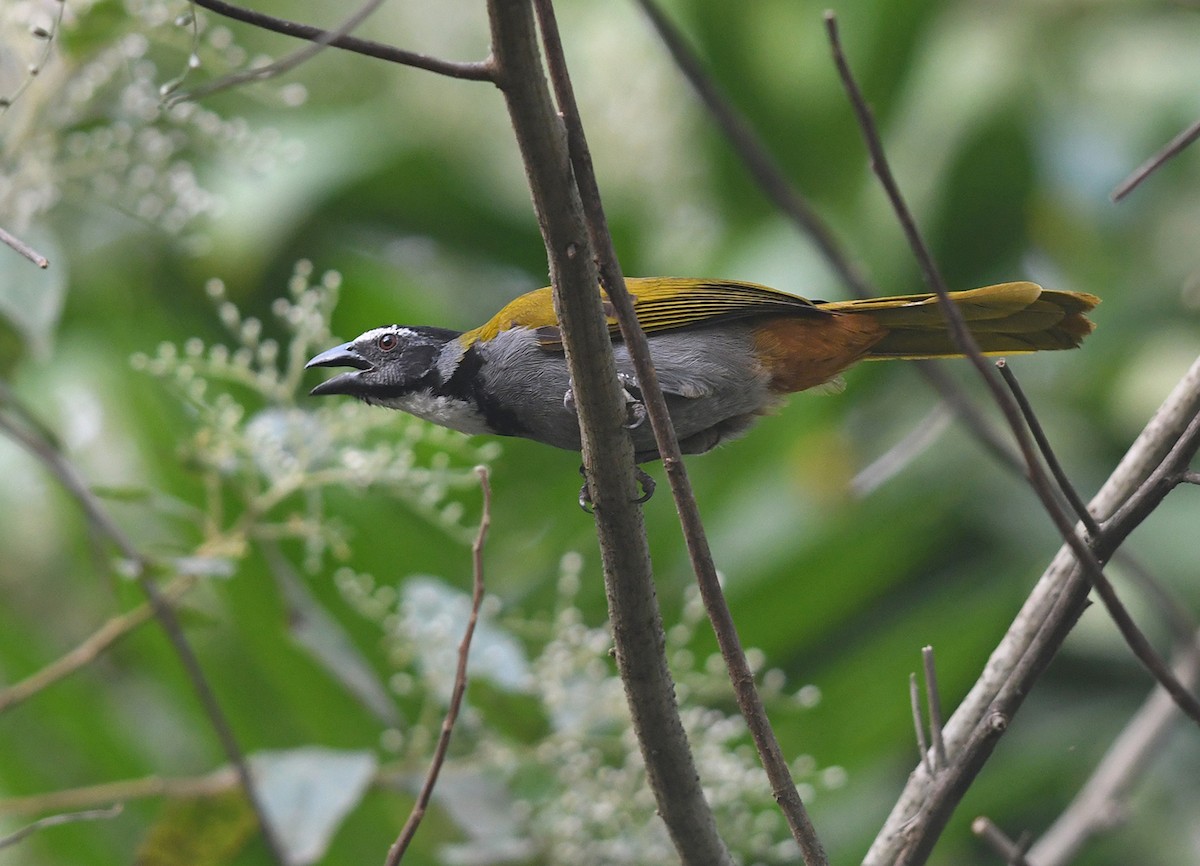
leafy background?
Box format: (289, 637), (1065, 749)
(2, 0), (1200, 864)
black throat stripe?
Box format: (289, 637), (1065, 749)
(441, 343), (527, 437)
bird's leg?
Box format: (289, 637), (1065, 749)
(562, 374), (646, 429)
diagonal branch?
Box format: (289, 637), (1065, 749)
(825, 6), (1200, 726)
(866, 353), (1200, 865)
(1111, 117), (1200, 202)
(0, 574), (197, 714)
(1027, 628), (1200, 866)
(171, 0), (389, 103)
(632, 0), (1018, 474)
(821, 11), (1200, 862)
(189, 0), (495, 81)
(0, 225), (50, 268)
(0, 403), (287, 866)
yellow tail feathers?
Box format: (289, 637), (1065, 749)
(820, 281), (1099, 359)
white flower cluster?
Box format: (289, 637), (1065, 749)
(133, 261), (499, 567)
(339, 551), (843, 865)
(0, 0), (299, 239)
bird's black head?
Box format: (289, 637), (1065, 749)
(306, 325), (460, 402)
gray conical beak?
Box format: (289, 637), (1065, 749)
(307, 343), (371, 396)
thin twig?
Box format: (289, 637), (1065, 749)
(996, 360), (1099, 536)
(922, 646), (948, 772)
(633, 0), (1018, 474)
(1111, 117), (1200, 202)
(534, 1), (823, 862)
(1182, 470), (1200, 485)
(0, 771), (238, 816)
(910, 673), (932, 776)
(852, 403), (952, 497)
(0, 409), (287, 866)
(0, 226), (50, 268)
(1114, 550), (1198, 645)
(971, 817), (1032, 866)
(632, 0), (867, 295)
(0, 0), (65, 118)
(0, 805), (123, 850)
(171, 0), (389, 103)
(188, 0), (495, 81)
(0, 575), (197, 714)
(384, 468), (491, 866)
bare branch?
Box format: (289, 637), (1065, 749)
(171, 0), (389, 103)
(0, 405), (287, 866)
(996, 360), (1099, 536)
(533, 1), (824, 862)
(1111, 117), (1200, 202)
(972, 817), (1031, 866)
(0, 770), (237, 816)
(486, 1), (733, 863)
(188, 0), (495, 81)
(822, 11), (1200, 861)
(0, 805), (123, 851)
(868, 353), (1200, 865)
(0, 226), (50, 268)
(1114, 550), (1198, 645)
(633, 0), (1018, 474)
(385, 468), (491, 866)
(826, 8), (1200, 724)
(910, 673), (932, 776)
(923, 646), (948, 771)
(852, 403), (953, 497)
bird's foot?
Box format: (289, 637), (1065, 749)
(562, 374), (646, 430)
(577, 465), (657, 513)
(617, 374), (647, 430)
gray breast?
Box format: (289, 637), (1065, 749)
(477, 325), (774, 457)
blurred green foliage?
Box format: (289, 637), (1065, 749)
(3, 0), (1200, 864)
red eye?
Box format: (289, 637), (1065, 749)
(377, 333), (398, 351)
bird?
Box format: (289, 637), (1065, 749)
(306, 278), (1097, 465)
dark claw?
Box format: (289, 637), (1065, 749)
(617, 374), (647, 430)
(578, 465), (593, 513)
(634, 467), (656, 503)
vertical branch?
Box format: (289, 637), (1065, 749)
(531, 1), (826, 862)
(922, 647), (948, 771)
(485, 2), (733, 863)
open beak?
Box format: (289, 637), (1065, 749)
(306, 343), (371, 396)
